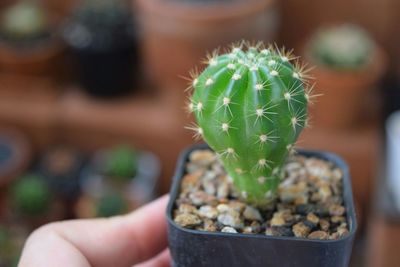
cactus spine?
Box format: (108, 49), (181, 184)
(188, 42), (312, 208)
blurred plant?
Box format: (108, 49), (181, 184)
(308, 24), (374, 70)
(12, 174), (51, 216)
(104, 146), (138, 180)
(0, 0), (48, 42)
(96, 193), (128, 217)
(63, 0), (133, 51)
(187, 42), (312, 207)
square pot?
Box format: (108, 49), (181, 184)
(166, 144), (357, 267)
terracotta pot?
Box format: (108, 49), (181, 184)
(0, 5), (66, 77)
(135, 0), (278, 89)
(305, 46), (386, 130)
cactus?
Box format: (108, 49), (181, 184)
(96, 193), (128, 217)
(308, 24), (374, 70)
(188, 42), (313, 207)
(12, 175), (51, 216)
(0, 1), (47, 41)
(104, 146), (138, 180)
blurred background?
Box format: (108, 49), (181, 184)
(0, 0), (399, 266)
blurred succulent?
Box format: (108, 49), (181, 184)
(308, 24), (374, 70)
(96, 193), (128, 217)
(187, 42), (313, 208)
(12, 175), (51, 216)
(104, 146), (138, 180)
(63, 0), (133, 51)
(0, 1), (48, 42)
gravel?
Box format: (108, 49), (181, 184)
(173, 149), (350, 240)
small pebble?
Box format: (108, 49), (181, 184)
(190, 150), (216, 166)
(319, 219), (330, 231)
(306, 213), (319, 225)
(292, 222), (311, 238)
(178, 203), (197, 214)
(217, 204), (230, 213)
(203, 219), (217, 232)
(243, 206), (262, 221)
(329, 204), (345, 216)
(174, 213), (201, 228)
(318, 185), (332, 201)
(217, 181), (229, 199)
(308, 231), (329, 240)
(228, 201), (246, 213)
(270, 212), (286, 226)
(198, 205), (218, 219)
(217, 211), (243, 229)
(266, 226), (293, 237)
(331, 216), (346, 224)
(221, 226), (238, 233)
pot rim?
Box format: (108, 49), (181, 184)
(166, 143), (357, 244)
(135, 0), (275, 22)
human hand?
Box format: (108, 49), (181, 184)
(18, 195), (170, 267)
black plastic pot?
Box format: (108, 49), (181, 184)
(71, 44), (135, 97)
(167, 144), (357, 267)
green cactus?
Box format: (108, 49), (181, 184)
(104, 146), (138, 180)
(188, 42), (312, 207)
(96, 193), (128, 217)
(0, 1), (47, 41)
(12, 175), (51, 216)
(308, 24), (374, 70)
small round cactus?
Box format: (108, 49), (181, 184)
(188, 42), (313, 207)
(96, 193), (128, 217)
(308, 24), (374, 69)
(104, 146), (138, 180)
(12, 175), (51, 216)
(0, 1), (47, 41)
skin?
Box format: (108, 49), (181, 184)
(18, 195), (170, 267)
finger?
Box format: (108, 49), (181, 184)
(134, 249), (171, 267)
(19, 195), (169, 267)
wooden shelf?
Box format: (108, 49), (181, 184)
(0, 76), (193, 193)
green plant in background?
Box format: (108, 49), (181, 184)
(96, 193), (128, 217)
(188, 42), (313, 208)
(12, 175), (51, 216)
(0, 1), (47, 41)
(105, 146), (138, 180)
(308, 24), (374, 70)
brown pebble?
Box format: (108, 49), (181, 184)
(266, 226), (293, 237)
(319, 219), (330, 231)
(306, 213), (319, 225)
(331, 216), (346, 224)
(228, 201), (246, 213)
(189, 150), (216, 166)
(292, 222), (311, 238)
(203, 219), (217, 232)
(243, 206), (262, 221)
(270, 212), (286, 226)
(178, 203), (197, 214)
(329, 204), (346, 216)
(308, 231), (329, 240)
(189, 191), (217, 206)
(318, 185), (332, 201)
(181, 171), (202, 190)
(174, 213), (201, 228)
(337, 227), (349, 237)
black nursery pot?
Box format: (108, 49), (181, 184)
(72, 43), (135, 97)
(167, 144), (357, 267)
